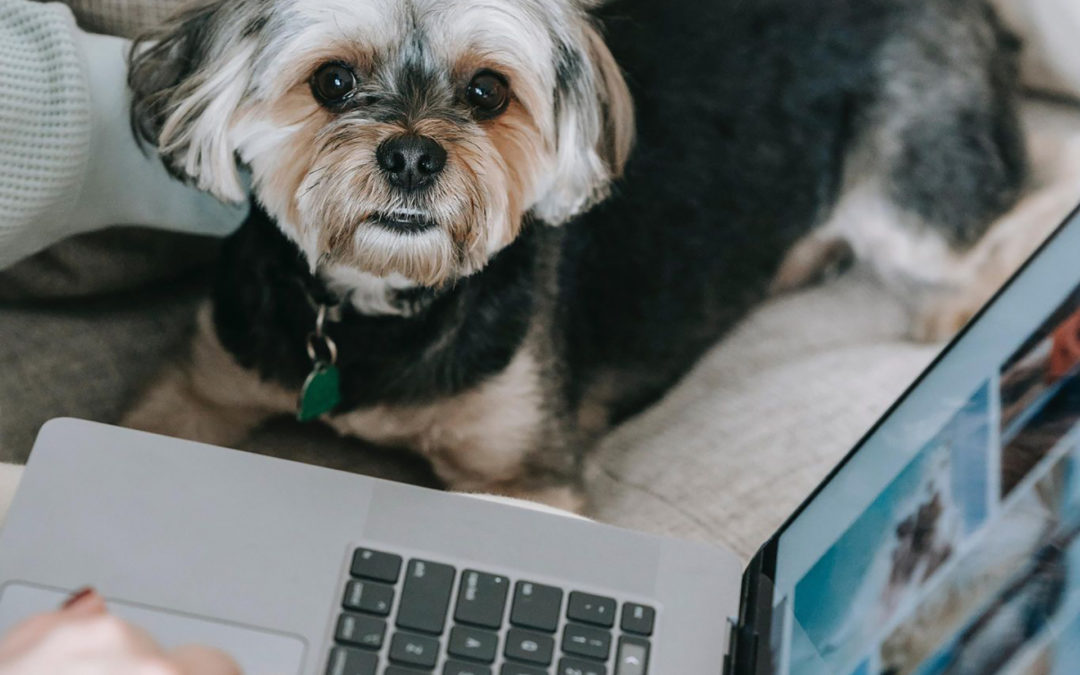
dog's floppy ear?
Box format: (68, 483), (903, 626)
(532, 16), (635, 225)
(129, 0), (254, 203)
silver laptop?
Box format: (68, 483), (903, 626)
(2, 202), (1080, 675)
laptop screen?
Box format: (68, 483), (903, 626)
(763, 204), (1080, 675)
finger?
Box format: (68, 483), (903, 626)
(0, 589), (107, 662)
(169, 645), (243, 675)
(0, 587), (107, 660)
(60, 589), (108, 617)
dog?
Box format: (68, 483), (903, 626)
(123, 0), (1031, 512)
(810, 452), (962, 669)
(879, 491), (1067, 675)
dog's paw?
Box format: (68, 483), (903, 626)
(909, 290), (986, 343)
(465, 482), (588, 516)
(511, 485), (588, 515)
(771, 236), (852, 295)
(120, 363), (271, 448)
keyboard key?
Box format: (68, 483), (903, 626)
(397, 559), (456, 635)
(334, 613), (386, 650)
(342, 579), (394, 616)
(326, 646), (378, 675)
(504, 627), (554, 665)
(445, 660), (492, 675)
(510, 582), (563, 633)
(455, 571), (509, 629)
(620, 604), (655, 636)
(561, 623), (611, 661)
(389, 632), (440, 669)
(448, 626), (498, 663)
(615, 637), (650, 675)
(350, 548), (402, 583)
(386, 668), (428, 675)
(559, 657), (607, 675)
(567, 592), (616, 628)
(500, 664), (548, 675)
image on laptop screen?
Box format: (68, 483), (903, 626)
(763, 208), (1080, 675)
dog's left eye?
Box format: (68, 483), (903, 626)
(311, 63), (357, 107)
(465, 70), (510, 118)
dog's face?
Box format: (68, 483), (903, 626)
(131, 0), (634, 286)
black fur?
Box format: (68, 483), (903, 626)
(215, 205), (543, 408)
(161, 0), (1026, 494)
(563, 0), (1026, 418)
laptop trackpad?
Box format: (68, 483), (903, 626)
(0, 584), (305, 675)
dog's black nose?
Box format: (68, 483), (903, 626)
(376, 135), (447, 191)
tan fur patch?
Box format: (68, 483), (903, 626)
(771, 236), (852, 294)
(326, 349), (544, 491)
(487, 103), (548, 246)
(122, 304), (295, 448)
(581, 23), (635, 176)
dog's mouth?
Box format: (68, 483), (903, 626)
(368, 211), (438, 234)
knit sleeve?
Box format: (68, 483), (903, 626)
(0, 0), (248, 270)
(0, 0), (92, 266)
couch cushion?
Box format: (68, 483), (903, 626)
(589, 272), (936, 558)
(0, 229), (217, 302)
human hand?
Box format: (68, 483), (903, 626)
(0, 588), (241, 675)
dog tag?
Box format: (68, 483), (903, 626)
(297, 362), (341, 422)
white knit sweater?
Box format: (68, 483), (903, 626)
(0, 0), (246, 269)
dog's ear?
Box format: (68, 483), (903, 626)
(129, 0), (254, 203)
(532, 17), (635, 225)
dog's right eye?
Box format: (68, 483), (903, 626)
(465, 70), (510, 118)
(311, 63), (357, 107)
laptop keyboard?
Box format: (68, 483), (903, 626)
(326, 548), (655, 675)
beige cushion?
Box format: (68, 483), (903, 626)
(590, 272), (935, 557)
(0, 463), (20, 526)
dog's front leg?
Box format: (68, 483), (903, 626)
(330, 348), (589, 514)
(122, 302), (295, 448)
(429, 354), (588, 514)
(438, 457), (591, 516)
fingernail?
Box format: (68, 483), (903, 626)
(61, 587), (95, 609)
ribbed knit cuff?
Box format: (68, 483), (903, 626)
(0, 0), (248, 271)
(0, 0), (92, 268)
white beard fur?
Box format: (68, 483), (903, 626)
(320, 266), (420, 317)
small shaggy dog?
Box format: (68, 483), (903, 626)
(124, 0), (1031, 511)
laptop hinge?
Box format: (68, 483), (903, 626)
(723, 616), (759, 675)
(724, 553), (773, 675)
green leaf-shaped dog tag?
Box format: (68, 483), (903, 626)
(297, 362), (341, 422)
